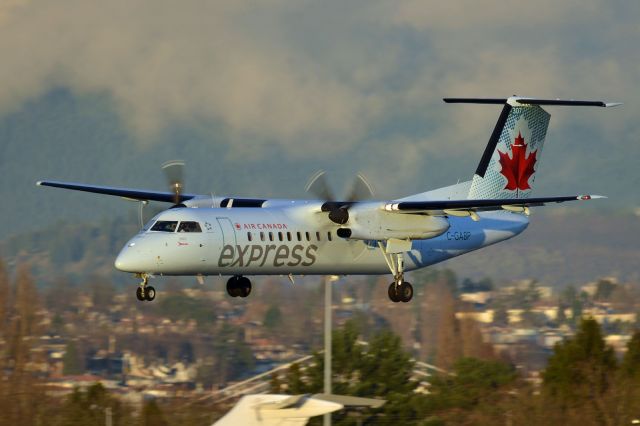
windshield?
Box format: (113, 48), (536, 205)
(150, 220), (178, 232)
(177, 221), (202, 233)
(142, 219), (156, 231)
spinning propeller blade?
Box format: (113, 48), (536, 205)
(305, 170), (374, 225)
(345, 173), (375, 202)
(162, 160), (186, 205)
(305, 170), (335, 201)
(136, 160), (186, 228)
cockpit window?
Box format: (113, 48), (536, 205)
(142, 219), (156, 231)
(177, 221), (202, 233)
(151, 221), (178, 232)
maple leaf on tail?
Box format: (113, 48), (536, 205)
(498, 132), (537, 191)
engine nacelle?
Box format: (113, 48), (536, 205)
(336, 207), (450, 240)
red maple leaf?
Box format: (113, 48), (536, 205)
(498, 132), (537, 191)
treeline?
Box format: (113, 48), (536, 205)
(0, 260), (224, 425)
(271, 318), (640, 426)
(2, 257), (640, 425)
(0, 261), (49, 425)
(3, 258), (640, 424)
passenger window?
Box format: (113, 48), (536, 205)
(177, 221), (202, 233)
(327, 231), (332, 241)
(260, 232), (265, 242)
(247, 232), (253, 242)
(269, 232), (274, 242)
(286, 232), (292, 241)
(305, 232), (310, 242)
(278, 232), (283, 242)
(296, 232), (301, 241)
(151, 221), (179, 232)
(316, 231), (321, 241)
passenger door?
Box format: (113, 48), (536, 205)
(216, 217), (237, 247)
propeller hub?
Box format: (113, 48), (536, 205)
(328, 207), (349, 225)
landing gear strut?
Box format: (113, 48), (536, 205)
(378, 242), (414, 303)
(135, 274), (156, 302)
(226, 276), (252, 298)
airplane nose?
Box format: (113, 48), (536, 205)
(115, 246), (138, 272)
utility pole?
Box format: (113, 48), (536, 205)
(324, 275), (339, 426)
(105, 407), (112, 426)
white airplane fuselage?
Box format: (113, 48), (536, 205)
(115, 205), (529, 277)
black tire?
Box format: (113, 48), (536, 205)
(136, 287), (145, 301)
(145, 286), (156, 301)
(238, 277), (252, 298)
(226, 276), (240, 297)
(388, 283), (400, 303)
(400, 282), (413, 303)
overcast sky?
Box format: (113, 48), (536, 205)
(0, 0), (639, 236)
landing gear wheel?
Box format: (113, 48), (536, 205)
(388, 283), (401, 303)
(238, 276), (252, 298)
(226, 276), (240, 297)
(399, 282), (413, 303)
(227, 276), (252, 298)
(144, 286), (156, 301)
(136, 287), (145, 301)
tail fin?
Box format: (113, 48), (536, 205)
(442, 97), (620, 200)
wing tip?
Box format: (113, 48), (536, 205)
(578, 194), (607, 201)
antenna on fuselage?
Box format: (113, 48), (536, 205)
(138, 200), (148, 228)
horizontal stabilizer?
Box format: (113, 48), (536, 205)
(443, 97), (622, 108)
(443, 98), (509, 105)
(384, 195), (605, 213)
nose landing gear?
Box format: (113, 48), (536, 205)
(135, 273), (156, 302)
(226, 276), (252, 298)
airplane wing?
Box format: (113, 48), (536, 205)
(384, 195), (604, 214)
(37, 180), (198, 203)
(212, 394), (385, 426)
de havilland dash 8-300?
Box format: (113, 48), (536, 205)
(38, 97), (620, 303)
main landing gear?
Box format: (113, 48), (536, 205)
(135, 274), (156, 302)
(378, 242), (414, 303)
(227, 275), (252, 298)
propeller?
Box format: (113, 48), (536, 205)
(305, 170), (374, 225)
(135, 160), (186, 228)
(162, 160), (186, 205)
